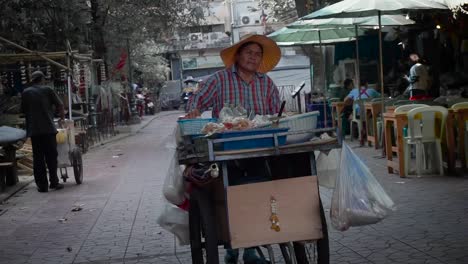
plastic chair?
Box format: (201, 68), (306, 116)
(393, 100), (413, 106)
(447, 98), (468, 108)
(451, 102), (468, 165)
(350, 99), (369, 142)
(452, 102), (468, 110)
(394, 104), (429, 113)
(404, 106), (448, 176)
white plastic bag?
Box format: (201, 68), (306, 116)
(163, 127), (186, 205)
(330, 143), (395, 231)
(163, 152), (186, 205)
(157, 200), (190, 245)
(316, 149), (341, 189)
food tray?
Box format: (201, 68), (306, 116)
(215, 128), (289, 151)
(278, 111), (319, 143)
(177, 118), (217, 136)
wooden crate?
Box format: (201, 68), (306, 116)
(227, 176), (323, 249)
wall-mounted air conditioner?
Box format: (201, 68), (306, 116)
(188, 33), (203, 42)
(240, 15), (260, 25)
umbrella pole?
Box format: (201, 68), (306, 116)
(355, 24), (361, 100)
(319, 30), (327, 128)
(378, 11), (386, 153)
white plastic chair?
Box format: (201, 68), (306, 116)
(394, 104), (429, 113)
(404, 106), (448, 176)
(350, 99), (369, 142)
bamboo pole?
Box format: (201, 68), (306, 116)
(0, 36), (69, 70)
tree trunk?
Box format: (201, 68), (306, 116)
(90, 0), (107, 59)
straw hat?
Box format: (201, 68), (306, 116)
(220, 34), (281, 73)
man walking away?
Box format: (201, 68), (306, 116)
(22, 71), (65, 192)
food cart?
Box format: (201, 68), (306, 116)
(177, 116), (341, 264)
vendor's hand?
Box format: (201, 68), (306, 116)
(181, 109), (201, 119)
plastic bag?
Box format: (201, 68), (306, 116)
(157, 200), (190, 245)
(163, 127), (186, 205)
(330, 143), (395, 231)
(219, 105), (248, 123)
(316, 149), (341, 189)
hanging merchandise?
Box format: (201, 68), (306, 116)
(9, 72), (14, 88)
(20, 61), (27, 85)
(79, 63), (86, 96)
(100, 63), (107, 82)
(46, 63), (52, 79)
(60, 69), (66, 82)
(27, 63), (33, 82)
(330, 142), (395, 231)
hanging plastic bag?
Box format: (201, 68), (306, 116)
(163, 126), (186, 205)
(330, 143), (395, 231)
(157, 200), (189, 245)
(316, 149), (341, 189)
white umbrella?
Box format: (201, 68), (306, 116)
(302, 0), (448, 99)
(303, 0), (448, 19)
(268, 26), (362, 46)
(291, 14), (415, 28)
(290, 15), (415, 99)
(428, 0), (468, 16)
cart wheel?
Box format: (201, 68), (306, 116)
(189, 189), (219, 264)
(293, 199), (330, 264)
(71, 148), (83, 184)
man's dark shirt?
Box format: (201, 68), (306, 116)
(21, 85), (63, 137)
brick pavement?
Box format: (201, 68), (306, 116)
(0, 111), (466, 264)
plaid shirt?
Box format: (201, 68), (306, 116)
(188, 65), (280, 118)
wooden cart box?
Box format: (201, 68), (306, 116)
(227, 176), (323, 249)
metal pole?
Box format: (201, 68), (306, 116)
(378, 11), (386, 153)
(66, 41), (73, 121)
(355, 24), (361, 100)
(319, 30), (327, 127)
(378, 11), (385, 103)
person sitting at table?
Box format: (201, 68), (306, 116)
(341, 79), (380, 136)
(337, 79), (354, 135)
(339, 78), (354, 101)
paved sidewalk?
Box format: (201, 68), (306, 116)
(0, 112), (171, 204)
(0, 111), (466, 264)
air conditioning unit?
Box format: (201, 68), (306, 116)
(208, 32), (225, 42)
(188, 33), (203, 42)
(240, 15), (260, 25)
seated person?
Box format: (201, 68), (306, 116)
(341, 79), (380, 135)
(339, 78), (354, 101)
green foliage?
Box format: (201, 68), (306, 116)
(0, 0), (203, 84)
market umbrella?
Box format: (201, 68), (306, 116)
(269, 26), (365, 126)
(303, 0), (448, 19)
(288, 15), (415, 97)
(302, 0), (448, 99)
(301, 0), (448, 146)
(268, 26), (363, 46)
(289, 14), (415, 28)
(284, 15), (415, 89)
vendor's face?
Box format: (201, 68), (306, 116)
(236, 43), (263, 73)
(409, 54), (419, 63)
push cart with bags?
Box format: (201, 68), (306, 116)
(56, 119), (83, 184)
(177, 118), (341, 264)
